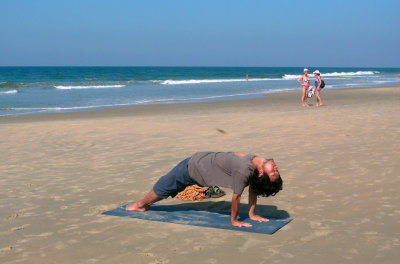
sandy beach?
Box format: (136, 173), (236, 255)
(1, 86), (399, 264)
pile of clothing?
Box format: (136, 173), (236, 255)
(177, 185), (226, 201)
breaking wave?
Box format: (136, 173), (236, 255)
(283, 71), (379, 79)
(54, 85), (126, 90)
(0, 89), (18, 95)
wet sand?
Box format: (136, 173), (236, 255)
(1, 87), (399, 264)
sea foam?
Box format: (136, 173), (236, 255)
(283, 71), (378, 79)
(156, 78), (280, 85)
(0, 89), (18, 95)
(55, 85), (126, 90)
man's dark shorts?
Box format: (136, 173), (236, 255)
(153, 157), (198, 199)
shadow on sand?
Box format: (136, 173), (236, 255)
(155, 201), (290, 219)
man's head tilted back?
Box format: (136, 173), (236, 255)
(250, 159), (283, 197)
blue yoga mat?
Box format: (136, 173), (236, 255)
(102, 204), (292, 234)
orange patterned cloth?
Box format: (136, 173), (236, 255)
(176, 185), (208, 201)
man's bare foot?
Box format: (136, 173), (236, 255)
(231, 220), (252, 227)
(126, 202), (149, 212)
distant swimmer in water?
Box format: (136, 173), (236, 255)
(246, 73), (249, 81)
(297, 68), (311, 107)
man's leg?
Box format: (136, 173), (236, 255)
(126, 190), (161, 211)
(126, 157), (193, 212)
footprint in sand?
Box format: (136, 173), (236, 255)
(5, 212), (22, 220)
(25, 232), (54, 238)
(309, 221), (325, 228)
(80, 198), (90, 204)
(57, 224), (79, 234)
(0, 246), (13, 253)
(85, 230), (102, 234)
(86, 258), (100, 263)
(359, 218), (371, 224)
(238, 237), (263, 253)
(140, 252), (156, 258)
(300, 230), (332, 242)
(150, 258), (169, 264)
(193, 245), (204, 251)
(55, 242), (67, 250)
(89, 204), (119, 215)
(67, 239), (79, 245)
(267, 247), (280, 256)
(11, 224), (30, 232)
(52, 196), (65, 201)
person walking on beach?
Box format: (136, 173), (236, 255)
(126, 152), (283, 228)
(313, 70), (325, 107)
(297, 68), (311, 107)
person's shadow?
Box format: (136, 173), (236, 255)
(152, 201), (290, 219)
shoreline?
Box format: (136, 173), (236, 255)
(1, 86), (399, 123)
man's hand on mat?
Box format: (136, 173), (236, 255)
(250, 214), (270, 223)
(232, 220), (252, 227)
(125, 202), (149, 212)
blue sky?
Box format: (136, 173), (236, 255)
(1, 0), (399, 67)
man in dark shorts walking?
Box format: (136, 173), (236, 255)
(126, 152), (283, 227)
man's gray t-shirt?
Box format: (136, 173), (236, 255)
(188, 152), (256, 195)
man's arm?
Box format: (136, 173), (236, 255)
(248, 188), (269, 222)
(231, 193), (252, 227)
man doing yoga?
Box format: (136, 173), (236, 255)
(126, 152), (283, 227)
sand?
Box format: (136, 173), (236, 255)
(1, 87), (399, 264)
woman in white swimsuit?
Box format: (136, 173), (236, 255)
(297, 68), (311, 107)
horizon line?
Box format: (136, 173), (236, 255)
(1, 65), (399, 68)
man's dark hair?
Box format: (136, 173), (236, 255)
(249, 171), (283, 197)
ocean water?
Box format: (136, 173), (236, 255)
(0, 67), (399, 116)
